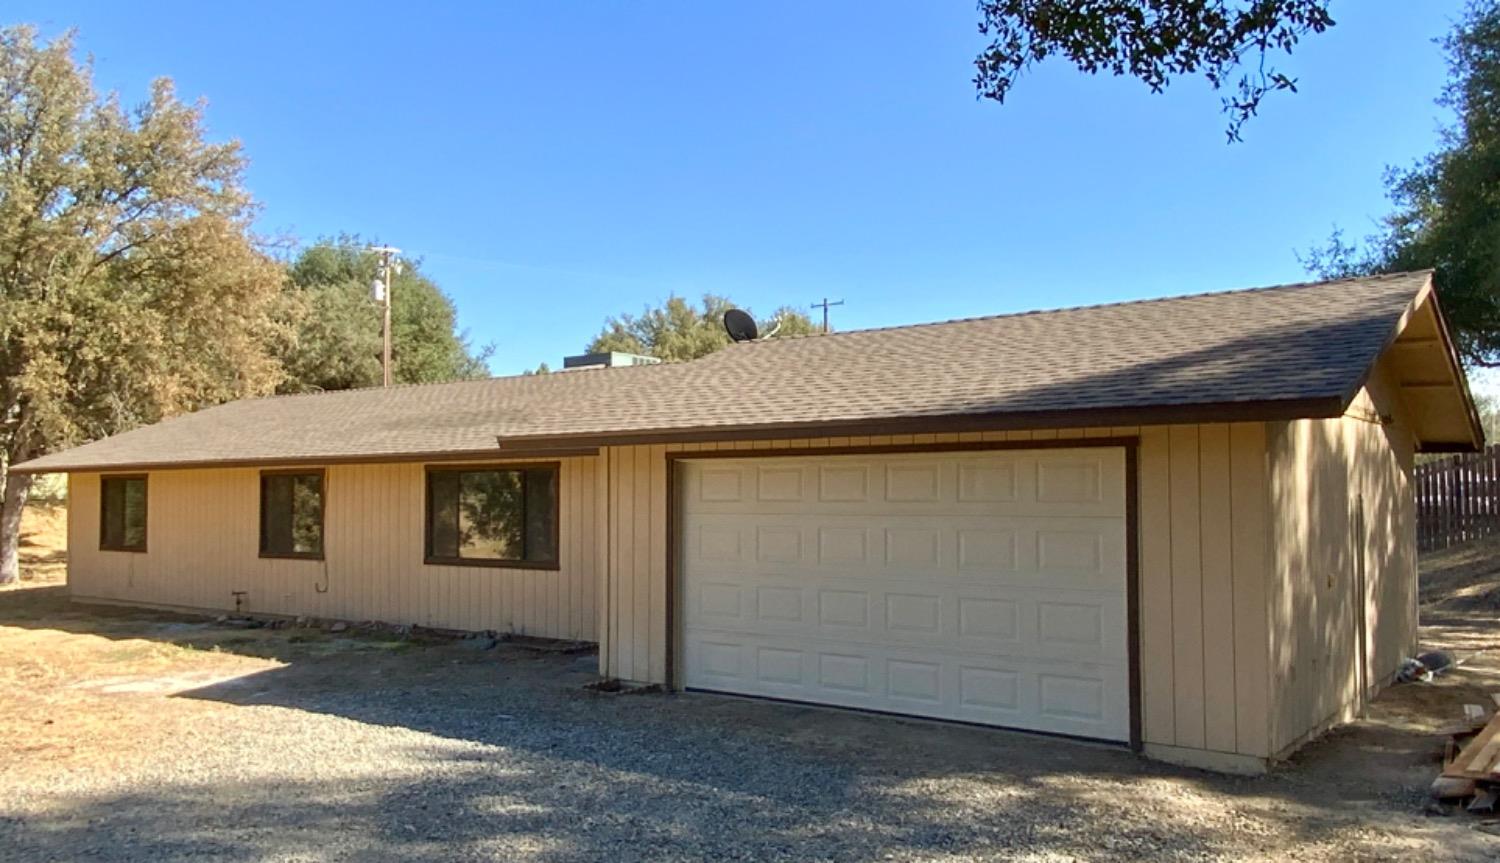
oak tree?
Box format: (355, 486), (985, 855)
(0, 27), (287, 582)
(588, 295), (818, 362)
(1303, 3), (1500, 366)
(975, 1), (1336, 140)
(279, 240), (491, 393)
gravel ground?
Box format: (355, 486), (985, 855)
(2, 592), (1498, 862)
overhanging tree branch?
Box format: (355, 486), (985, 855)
(973, 1), (1336, 140)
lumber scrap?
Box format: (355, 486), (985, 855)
(1444, 711), (1500, 780)
(1432, 776), (1478, 800)
(1435, 711), (1493, 739)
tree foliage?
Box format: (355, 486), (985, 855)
(587, 295), (819, 362)
(279, 239), (492, 392)
(974, 1), (1335, 140)
(0, 26), (287, 581)
(1303, 2), (1500, 366)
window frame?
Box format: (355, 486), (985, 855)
(99, 474), (149, 553)
(423, 462), (561, 570)
(258, 468), (327, 561)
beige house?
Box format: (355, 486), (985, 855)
(14, 271), (1482, 773)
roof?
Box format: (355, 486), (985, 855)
(13, 270), (1481, 474)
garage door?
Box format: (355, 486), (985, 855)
(679, 448), (1131, 742)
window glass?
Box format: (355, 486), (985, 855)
(427, 470), (461, 560)
(101, 476), (147, 551)
(427, 466), (558, 566)
(458, 469), (524, 560)
(261, 472), (323, 557)
(523, 467), (558, 563)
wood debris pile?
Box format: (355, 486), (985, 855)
(1433, 695), (1500, 812)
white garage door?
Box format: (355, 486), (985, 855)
(680, 448), (1131, 742)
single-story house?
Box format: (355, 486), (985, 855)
(13, 270), (1482, 773)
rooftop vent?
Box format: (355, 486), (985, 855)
(561, 351), (663, 370)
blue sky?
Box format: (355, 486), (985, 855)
(13, 2), (1471, 376)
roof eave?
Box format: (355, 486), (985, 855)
(7, 445), (604, 476)
(493, 396), (1349, 451)
(1423, 281), (1487, 451)
(1416, 441), (1488, 454)
(10, 397), (1352, 474)
(1341, 272), (1485, 454)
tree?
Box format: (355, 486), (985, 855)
(0, 26), (287, 582)
(1303, 3), (1500, 366)
(974, 1), (1336, 140)
(278, 239), (491, 392)
(587, 295), (818, 362)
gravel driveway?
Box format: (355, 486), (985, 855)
(2, 591), (1497, 862)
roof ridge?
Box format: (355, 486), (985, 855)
(199, 269), (1433, 408)
(17, 266), (1470, 475)
(723, 270), (1435, 347)
(228, 357), (676, 406)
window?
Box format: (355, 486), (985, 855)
(100, 475), (148, 552)
(260, 470), (325, 559)
(426, 464), (559, 568)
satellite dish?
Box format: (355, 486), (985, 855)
(723, 309), (758, 342)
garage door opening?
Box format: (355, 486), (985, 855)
(674, 446), (1135, 743)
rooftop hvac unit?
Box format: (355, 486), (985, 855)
(561, 351), (663, 370)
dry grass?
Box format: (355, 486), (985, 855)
(0, 499), (403, 781)
(0, 626), (278, 777)
(4, 501), (68, 590)
(0, 581), (416, 785)
(1421, 533), (1500, 613)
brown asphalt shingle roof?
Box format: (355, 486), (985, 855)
(13, 271), (1436, 473)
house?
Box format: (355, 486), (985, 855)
(12, 270), (1482, 773)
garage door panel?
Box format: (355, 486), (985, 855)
(754, 585), (805, 622)
(684, 452), (1125, 519)
(683, 514), (1125, 591)
(687, 579), (1126, 664)
(681, 450), (1130, 742)
(683, 630), (1130, 740)
(688, 499), (1123, 520)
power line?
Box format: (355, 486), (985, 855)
(811, 297), (844, 333)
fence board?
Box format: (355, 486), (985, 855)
(1419, 447), (1500, 552)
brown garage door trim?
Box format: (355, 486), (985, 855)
(664, 437), (1143, 751)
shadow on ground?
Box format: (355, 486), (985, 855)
(2, 582), (1497, 860)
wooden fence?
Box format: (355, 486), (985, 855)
(1417, 445), (1500, 552)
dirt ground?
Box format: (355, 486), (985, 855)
(4, 506), (1500, 860)
(4, 501), (67, 590)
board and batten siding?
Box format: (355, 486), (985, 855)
(600, 424), (1276, 763)
(61, 406), (1416, 769)
(1266, 358), (1419, 757)
(67, 458), (603, 641)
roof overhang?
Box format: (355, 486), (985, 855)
(491, 396), (1349, 451)
(1355, 274), (1486, 453)
(12, 270), (1476, 473)
(13, 398), (1354, 474)
(5, 445), (603, 475)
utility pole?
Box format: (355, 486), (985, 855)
(370, 246), (401, 387)
(812, 297), (844, 334)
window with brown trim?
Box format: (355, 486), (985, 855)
(425, 465), (559, 568)
(100, 475), (148, 552)
(260, 470), (325, 559)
